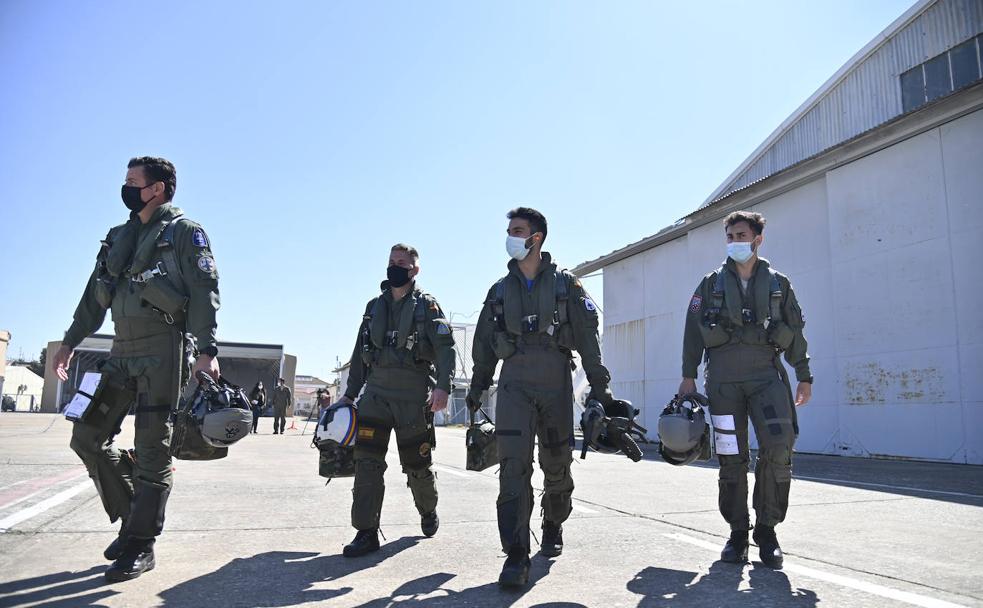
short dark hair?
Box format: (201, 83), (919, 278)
(723, 210), (766, 236)
(507, 207), (548, 240)
(128, 156), (177, 201)
(391, 243), (420, 262)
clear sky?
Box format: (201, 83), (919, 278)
(0, 0), (912, 378)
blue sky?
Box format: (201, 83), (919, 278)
(0, 0), (912, 378)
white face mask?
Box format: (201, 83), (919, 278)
(506, 235), (532, 261)
(727, 241), (755, 263)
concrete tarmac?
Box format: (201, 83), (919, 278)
(1, 412), (981, 608)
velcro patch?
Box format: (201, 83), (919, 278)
(358, 428), (375, 439)
(584, 297), (597, 312)
(689, 294), (703, 314)
(192, 229), (209, 248)
(197, 256), (216, 273)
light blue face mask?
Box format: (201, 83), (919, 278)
(727, 241), (755, 263)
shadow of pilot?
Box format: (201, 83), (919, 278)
(159, 539), (420, 607)
(627, 561), (818, 608)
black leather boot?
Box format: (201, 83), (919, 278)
(103, 517), (129, 561)
(343, 529), (380, 557)
(720, 529), (749, 563)
(753, 524), (784, 569)
(541, 521), (563, 557)
(421, 511), (439, 537)
(105, 540), (155, 582)
(498, 547), (530, 588)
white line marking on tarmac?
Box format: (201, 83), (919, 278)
(794, 475), (983, 499)
(0, 473), (87, 511)
(433, 465), (470, 478)
(663, 532), (969, 608)
(0, 481), (93, 533)
(571, 503), (598, 514)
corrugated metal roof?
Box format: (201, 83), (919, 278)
(702, 0), (983, 206)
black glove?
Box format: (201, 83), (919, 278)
(465, 389), (482, 414)
(588, 385), (614, 406)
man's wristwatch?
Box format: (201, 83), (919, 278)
(801, 376), (814, 384)
(200, 346), (218, 357)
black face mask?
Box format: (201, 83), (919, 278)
(121, 184), (154, 212)
(387, 265), (412, 288)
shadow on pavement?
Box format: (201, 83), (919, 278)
(157, 536), (421, 607)
(627, 561), (818, 607)
(0, 566), (117, 608)
(353, 555), (579, 607)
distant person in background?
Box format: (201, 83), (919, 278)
(271, 377), (292, 435)
(249, 381), (266, 434)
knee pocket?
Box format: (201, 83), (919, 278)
(70, 428), (104, 457)
(396, 428), (432, 471)
(717, 454), (749, 479)
(355, 458), (387, 475)
(540, 462), (571, 485)
(759, 445), (791, 466)
(499, 457), (528, 479)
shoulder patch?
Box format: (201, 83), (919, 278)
(583, 297), (597, 312)
(689, 294), (703, 314)
(197, 256), (216, 273)
(435, 321), (452, 335)
(191, 228), (209, 248)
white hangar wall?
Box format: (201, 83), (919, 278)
(602, 108), (983, 464)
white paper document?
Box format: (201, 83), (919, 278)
(63, 372), (102, 421)
(714, 431), (740, 455)
(711, 414), (736, 431)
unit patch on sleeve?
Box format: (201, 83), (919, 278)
(689, 294), (703, 314)
(191, 229), (209, 248)
(583, 297), (597, 312)
(197, 256), (217, 273)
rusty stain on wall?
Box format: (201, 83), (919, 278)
(845, 362), (946, 405)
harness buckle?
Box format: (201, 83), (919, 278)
(385, 331), (399, 347)
(130, 261), (168, 284)
(521, 314), (539, 333)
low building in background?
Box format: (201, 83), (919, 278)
(1, 365), (44, 412)
(294, 374), (336, 418)
(41, 335), (298, 415)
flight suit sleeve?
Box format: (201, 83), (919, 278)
(63, 258), (108, 350)
(682, 277), (710, 379)
(175, 222), (220, 354)
(425, 297), (456, 393)
(780, 277), (812, 382)
(286, 387), (292, 405)
(344, 300), (373, 400)
(567, 278), (612, 393)
(469, 286), (499, 396)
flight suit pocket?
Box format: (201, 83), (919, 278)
(700, 325), (731, 348)
(768, 323), (794, 350)
(492, 332), (517, 359)
(140, 280), (188, 316)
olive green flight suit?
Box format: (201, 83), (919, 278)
(470, 253), (612, 554)
(344, 282), (456, 531)
(682, 257), (810, 532)
(63, 203), (220, 542)
(271, 385), (291, 433)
